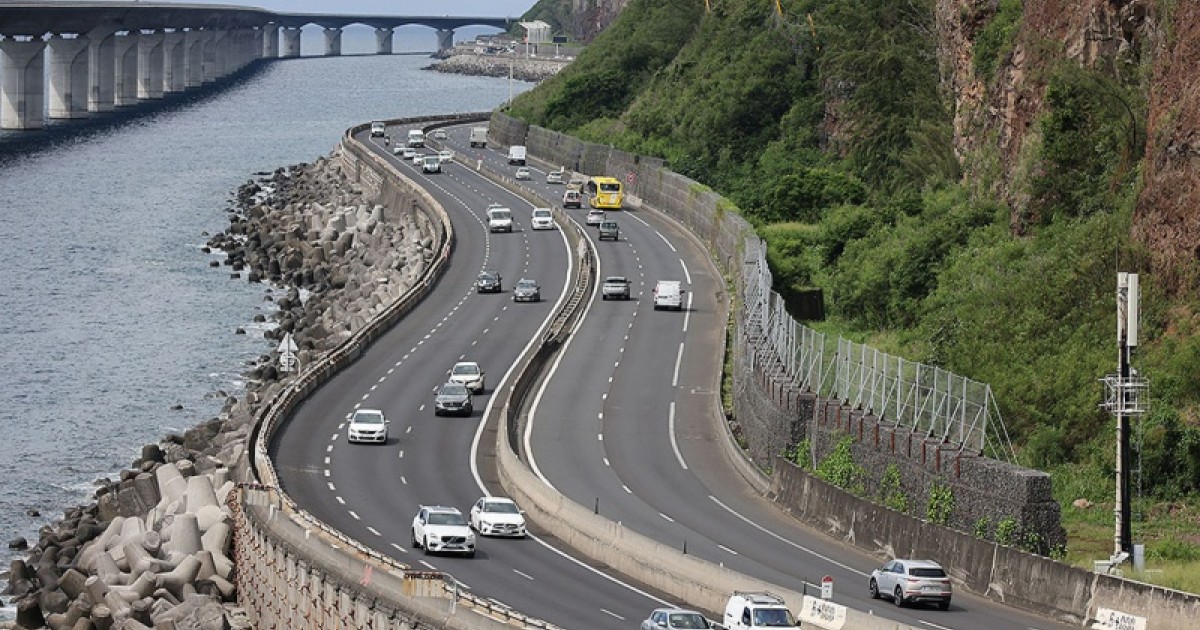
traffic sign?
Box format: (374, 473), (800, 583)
(820, 575), (833, 600)
(625, 171), (636, 184)
(277, 332), (298, 354)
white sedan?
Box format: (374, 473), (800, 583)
(514, 166), (531, 180)
(346, 408), (388, 444)
(469, 497), (527, 537)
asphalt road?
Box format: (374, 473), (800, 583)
(273, 122), (1077, 630)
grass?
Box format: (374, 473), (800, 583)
(1061, 495), (1200, 593)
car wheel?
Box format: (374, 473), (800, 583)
(893, 586), (905, 607)
(938, 600), (950, 611)
(423, 538), (432, 556)
(602, 295), (608, 301)
(869, 579), (879, 599)
(410, 529), (419, 548)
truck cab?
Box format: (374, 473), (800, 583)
(723, 592), (800, 629)
(407, 129), (425, 148)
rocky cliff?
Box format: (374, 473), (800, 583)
(940, 0), (1198, 292)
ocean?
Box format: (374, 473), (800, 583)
(0, 25), (529, 612)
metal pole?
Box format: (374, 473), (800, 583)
(1115, 274), (1132, 556)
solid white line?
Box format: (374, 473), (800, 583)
(683, 292), (693, 332)
(669, 402), (688, 470)
(672, 342), (684, 387)
(918, 621), (956, 630)
(513, 569), (535, 581)
(680, 258), (692, 285)
(708, 495), (868, 576)
(655, 230), (677, 252)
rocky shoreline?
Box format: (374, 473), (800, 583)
(425, 51), (569, 82)
(2, 147), (434, 629)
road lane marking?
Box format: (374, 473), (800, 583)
(603, 457), (610, 467)
(622, 485), (632, 494)
(660, 513), (675, 523)
(349, 511), (360, 520)
(324, 457), (330, 465)
(327, 482), (335, 491)
(683, 292), (693, 332)
(336, 496), (344, 504)
(390, 543), (407, 554)
(419, 561), (437, 571)
(718, 544), (739, 555)
(513, 569), (535, 581)
(708, 495), (868, 576)
(601, 609), (625, 620)
(398, 450), (404, 459)
(680, 258), (692, 284)
(672, 342), (684, 387)
(918, 622), (956, 630)
(655, 230), (677, 252)
(669, 402), (688, 470)
(323, 469), (330, 477)
(368, 526), (381, 537)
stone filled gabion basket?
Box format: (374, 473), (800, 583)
(3, 149), (433, 630)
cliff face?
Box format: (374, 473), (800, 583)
(571, 0), (630, 42)
(939, 0), (1199, 292)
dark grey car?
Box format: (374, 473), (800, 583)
(434, 382), (473, 417)
(513, 278), (541, 302)
(476, 270), (502, 293)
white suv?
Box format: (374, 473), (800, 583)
(411, 506), (476, 557)
(870, 558), (952, 610)
(531, 207), (555, 230)
(448, 361), (485, 393)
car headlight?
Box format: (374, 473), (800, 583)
(479, 520), (492, 530)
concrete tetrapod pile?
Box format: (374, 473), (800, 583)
(2, 147), (438, 629)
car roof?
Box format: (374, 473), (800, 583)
(454, 361), (479, 368)
(605, 276), (629, 282)
(894, 559), (944, 568)
(352, 408), (383, 417)
(517, 278), (537, 284)
(482, 496), (517, 505)
(422, 505), (461, 514)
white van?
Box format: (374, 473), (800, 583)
(470, 127), (488, 148)
(486, 205), (513, 233)
(723, 592), (800, 629)
(370, 121), (385, 137)
(653, 280), (685, 311)
(407, 129), (425, 148)
(507, 145), (527, 165)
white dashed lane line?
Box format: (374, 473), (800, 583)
(513, 569), (535, 581)
(349, 511), (360, 520)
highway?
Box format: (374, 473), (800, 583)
(272, 121), (1075, 630)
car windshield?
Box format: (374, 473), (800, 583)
(479, 272), (497, 281)
(599, 182), (620, 193)
(490, 210), (511, 220)
(517, 280), (536, 288)
(533, 210), (551, 217)
(668, 613), (708, 629)
(605, 277), (628, 285)
(484, 501), (520, 514)
(427, 512), (466, 526)
(453, 364), (479, 376)
(352, 411), (383, 425)
(753, 609), (795, 627)
(910, 567), (947, 578)
(440, 384), (468, 396)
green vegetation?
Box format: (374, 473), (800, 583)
(508, 0), (1200, 583)
(973, 517), (992, 539)
(815, 435), (866, 495)
(926, 482), (955, 526)
(879, 464), (909, 513)
(996, 516), (1019, 546)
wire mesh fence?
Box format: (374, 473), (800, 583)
(739, 237), (1016, 461)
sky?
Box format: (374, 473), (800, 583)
(115, 1), (540, 17)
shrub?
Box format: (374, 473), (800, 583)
(996, 517), (1019, 546)
(974, 517), (992, 539)
(879, 464), (909, 512)
(816, 435), (866, 495)
(926, 481), (955, 525)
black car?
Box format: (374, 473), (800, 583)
(434, 382), (473, 416)
(513, 278), (541, 302)
(476, 271), (502, 293)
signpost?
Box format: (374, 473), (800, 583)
(277, 332), (298, 373)
(820, 575), (833, 600)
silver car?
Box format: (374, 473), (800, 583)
(601, 276), (631, 300)
(434, 382), (473, 417)
(640, 608), (711, 629)
(870, 558), (952, 610)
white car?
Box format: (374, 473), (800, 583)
(486, 205), (513, 233)
(546, 169), (564, 184)
(370, 121), (385, 137)
(438, 150), (454, 163)
(412, 153), (424, 166)
(396, 147), (416, 159)
(432, 129), (448, 139)
(346, 408), (388, 444)
(514, 166), (531, 180)
(448, 361), (485, 393)
(585, 209), (605, 226)
(653, 280), (685, 311)
(469, 496), (527, 538)
(530, 207), (555, 230)
(411, 506), (475, 557)
(870, 558), (952, 610)
(422, 155), (441, 173)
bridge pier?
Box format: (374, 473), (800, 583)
(136, 30), (164, 99)
(281, 27), (300, 58)
(48, 34), (90, 119)
(86, 26), (116, 112)
(323, 27), (342, 56)
(375, 28), (393, 55)
(184, 29), (202, 87)
(436, 28), (455, 54)
(113, 31), (138, 106)
(0, 37), (47, 130)
(201, 29), (220, 82)
(163, 30), (186, 93)
(262, 26), (278, 58)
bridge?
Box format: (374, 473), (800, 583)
(0, 2), (511, 129)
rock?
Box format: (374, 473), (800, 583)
(1073, 498), (1093, 509)
(9, 536), (28, 550)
